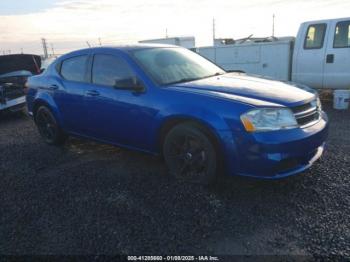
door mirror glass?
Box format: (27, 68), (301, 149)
(114, 77), (144, 91)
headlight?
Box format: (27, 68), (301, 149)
(241, 108), (298, 132)
(317, 97), (322, 111)
(311, 97), (322, 111)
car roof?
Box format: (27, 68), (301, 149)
(105, 43), (180, 50)
(302, 17), (350, 25)
(57, 43), (180, 61)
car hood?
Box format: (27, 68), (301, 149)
(0, 54), (41, 75)
(169, 73), (316, 107)
(0, 70), (33, 79)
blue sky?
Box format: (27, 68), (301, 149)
(0, 0), (350, 54)
(0, 0), (56, 15)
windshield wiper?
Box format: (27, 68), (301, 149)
(165, 77), (202, 85)
(164, 72), (225, 86)
(208, 72), (226, 77)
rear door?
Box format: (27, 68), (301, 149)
(323, 19), (350, 89)
(54, 54), (91, 134)
(292, 22), (329, 88)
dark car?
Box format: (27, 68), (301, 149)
(0, 54), (41, 113)
(26, 45), (328, 184)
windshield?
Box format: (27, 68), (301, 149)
(130, 47), (225, 85)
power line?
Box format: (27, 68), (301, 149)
(51, 43), (55, 56)
(272, 14), (275, 37)
(212, 17), (216, 45)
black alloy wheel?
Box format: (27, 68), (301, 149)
(35, 106), (66, 145)
(163, 123), (218, 184)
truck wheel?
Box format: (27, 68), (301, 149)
(35, 106), (67, 145)
(163, 122), (217, 185)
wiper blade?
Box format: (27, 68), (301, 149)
(164, 72), (226, 86)
(165, 77), (201, 85)
(209, 72), (225, 77)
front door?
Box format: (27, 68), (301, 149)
(83, 52), (156, 150)
(292, 22), (328, 88)
(324, 19), (350, 89)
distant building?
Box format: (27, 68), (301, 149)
(139, 36), (195, 49)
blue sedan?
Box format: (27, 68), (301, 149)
(26, 45), (328, 184)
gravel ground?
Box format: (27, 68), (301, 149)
(0, 105), (349, 257)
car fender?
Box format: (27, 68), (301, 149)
(32, 92), (63, 127)
(153, 103), (239, 154)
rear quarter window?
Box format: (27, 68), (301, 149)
(60, 55), (88, 82)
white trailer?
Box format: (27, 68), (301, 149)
(198, 38), (293, 81)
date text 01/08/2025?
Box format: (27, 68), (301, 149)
(127, 255), (219, 261)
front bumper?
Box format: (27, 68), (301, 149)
(221, 111), (329, 179)
(0, 96), (26, 112)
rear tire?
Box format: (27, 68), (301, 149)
(35, 106), (67, 145)
(163, 122), (218, 185)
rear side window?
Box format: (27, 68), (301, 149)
(60, 55), (88, 82)
(92, 54), (135, 87)
(334, 21), (350, 48)
(304, 24), (327, 49)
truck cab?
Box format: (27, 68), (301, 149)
(292, 17), (350, 89)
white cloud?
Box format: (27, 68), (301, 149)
(1, 0), (350, 54)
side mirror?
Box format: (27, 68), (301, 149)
(114, 77), (144, 92)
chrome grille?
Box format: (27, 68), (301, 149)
(291, 100), (320, 128)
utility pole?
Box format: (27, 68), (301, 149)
(165, 28), (168, 38)
(41, 38), (48, 59)
(212, 17), (216, 45)
(21, 48), (23, 54)
(272, 14), (275, 37)
(51, 43), (55, 56)
(86, 41), (91, 48)
(98, 37), (102, 46)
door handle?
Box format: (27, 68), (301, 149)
(49, 84), (59, 90)
(326, 54), (334, 63)
(86, 90), (100, 96)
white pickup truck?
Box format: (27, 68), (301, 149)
(197, 17), (350, 90)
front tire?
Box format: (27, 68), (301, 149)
(35, 106), (66, 145)
(163, 123), (218, 185)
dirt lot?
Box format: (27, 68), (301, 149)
(0, 105), (349, 257)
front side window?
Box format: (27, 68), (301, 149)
(92, 54), (135, 87)
(304, 24), (326, 49)
(130, 47), (225, 85)
(60, 55), (88, 82)
(334, 21), (350, 48)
